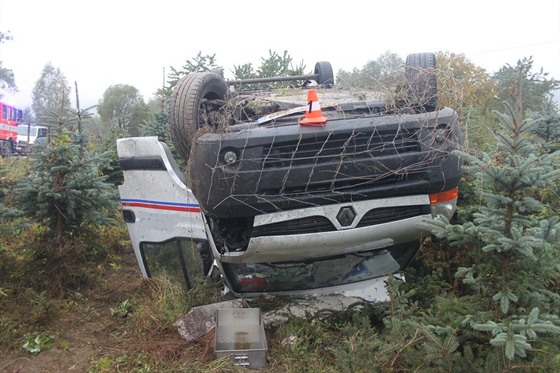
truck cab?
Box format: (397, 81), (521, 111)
(16, 124), (49, 155)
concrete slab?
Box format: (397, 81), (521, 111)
(174, 275), (396, 342)
(174, 299), (246, 342)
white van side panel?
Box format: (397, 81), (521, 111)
(117, 137), (207, 278)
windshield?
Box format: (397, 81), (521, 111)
(17, 126), (39, 137)
(221, 242), (418, 293)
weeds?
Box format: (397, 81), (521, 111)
(22, 334), (54, 354)
(110, 299), (133, 318)
(88, 353), (152, 373)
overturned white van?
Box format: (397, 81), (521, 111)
(117, 54), (462, 298)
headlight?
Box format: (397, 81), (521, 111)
(429, 187), (458, 219)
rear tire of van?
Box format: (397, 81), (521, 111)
(169, 72), (229, 161)
(405, 53), (437, 112)
(314, 61), (334, 87)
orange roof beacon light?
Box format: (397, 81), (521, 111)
(299, 89), (328, 126)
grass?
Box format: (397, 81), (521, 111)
(0, 222), (377, 372)
(1, 225), (559, 372)
(0, 155), (30, 179)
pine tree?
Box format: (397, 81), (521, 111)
(141, 110), (185, 172)
(529, 96), (560, 153)
(141, 111), (171, 142)
(13, 101), (118, 248)
(0, 160), (22, 227)
(420, 61), (560, 362)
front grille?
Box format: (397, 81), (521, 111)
(262, 173), (413, 195)
(357, 205), (430, 227)
(252, 216), (335, 237)
(262, 130), (419, 169)
(251, 205), (430, 237)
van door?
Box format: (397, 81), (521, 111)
(117, 137), (210, 289)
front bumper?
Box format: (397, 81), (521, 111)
(212, 194), (431, 263)
(189, 107), (462, 218)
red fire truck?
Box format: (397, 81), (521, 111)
(0, 101), (22, 157)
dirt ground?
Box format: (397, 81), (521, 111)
(0, 247), (196, 373)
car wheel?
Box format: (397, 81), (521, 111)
(405, 52), (437, 112)
(314, 61), (334, 87)
(168, 72), (229, 161)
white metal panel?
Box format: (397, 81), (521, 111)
(117, 137), (208, 277)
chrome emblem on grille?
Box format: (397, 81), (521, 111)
(337, 206), (357, 227)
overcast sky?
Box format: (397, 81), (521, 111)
(1, 0), (559, 112)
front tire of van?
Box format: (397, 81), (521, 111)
(169, 72), (229, 162)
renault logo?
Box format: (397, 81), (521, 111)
(337, 206), (356, 227)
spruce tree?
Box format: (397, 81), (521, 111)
(141, 111), (171, 142)
(0, 160), (22, 227)
(529, 96), (560, 153)
(420, 62), (560, 362)
(141, 111), (185, 171)
(14, 101), (118, 249)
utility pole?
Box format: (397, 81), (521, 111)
(162, 67), (166, 112)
